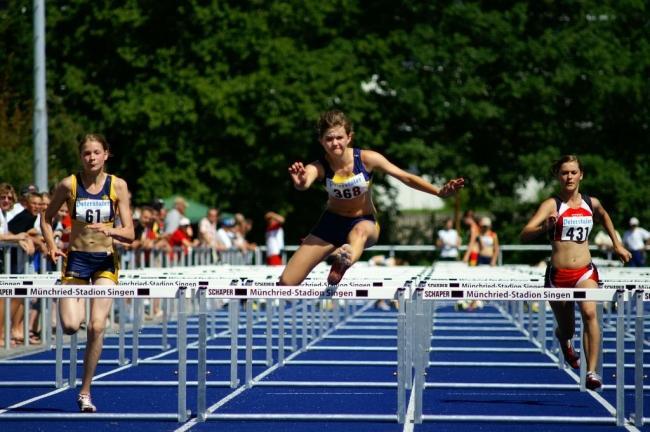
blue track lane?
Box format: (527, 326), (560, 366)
(0, 300), (649, 432)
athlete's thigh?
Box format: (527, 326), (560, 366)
(576, 278), (598, 317)
(59, 280), (88, 325)
(90, 278), (115, 324)
(348, 220), (380, 248)
(281, 235), (337, 285)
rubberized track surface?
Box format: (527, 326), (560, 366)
(1, 301), (648, 432)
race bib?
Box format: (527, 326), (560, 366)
(560, 216), (593, 241)
(326, 173), (369, 200)
(75, 199), (112, 223)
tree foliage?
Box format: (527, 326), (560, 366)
(1, 1), (648, 247)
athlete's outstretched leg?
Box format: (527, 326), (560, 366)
(550, 301), (580, 369)
(279, 235), (336, 286)
(577, 279), (601, 390)
(77, 278), (114, 412)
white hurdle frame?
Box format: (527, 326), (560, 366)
(0, 263), (647, 426)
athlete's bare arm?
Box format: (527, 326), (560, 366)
(41, 177), (73, 261)
(288, 161), (323, 191)
(520, 199), (557, 242)
(591, 197), (631, 263)
(361, 150), (464, 197)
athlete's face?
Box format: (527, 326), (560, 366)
(320, 126), (352, 156)
(80, 139), (109, 173)
(557, 161), (583, 191)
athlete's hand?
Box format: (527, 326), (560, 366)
(288, 161), (309, 189)
(614, 244), (632, 264)
(438, 178), (465, 198)
(543, 213), (558, 233)
(47, 247), (66, 263)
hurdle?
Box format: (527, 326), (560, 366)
(0, 263), (647, 427)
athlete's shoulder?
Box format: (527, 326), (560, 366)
(359, 149), (385, 168)
(110, 175), (129, 193)
(540, 196), (558, 208)
(58, 174), (76, 190)
(581, 193), (598, 210)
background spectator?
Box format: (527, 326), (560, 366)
(168, 217), (199, 254)
(462, 210), (480, 266)
(436, 217), (461, 261)
(264, 211), (285, 265)
(233, 213), (257, 252)
(623, 217), (650, 267)
(164, 196), (187, 235)
(475, 217), (499, 266)
(198, 208), (224, 250)
(216, 216), (237, 250)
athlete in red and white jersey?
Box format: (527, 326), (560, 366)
(520, 155), (630, 391)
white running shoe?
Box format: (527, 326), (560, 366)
(77, 393), (97, 413)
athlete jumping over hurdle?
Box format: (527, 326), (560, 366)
(279, 110), (464, 288)
(520, 155), (630, 390)
(42, 134), (135, 412)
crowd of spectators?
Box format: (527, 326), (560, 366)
(123, 196), (259, 267)
(0, 183), (70, 346)
(0, 185), (272, 344)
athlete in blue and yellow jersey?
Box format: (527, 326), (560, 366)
(280, 110), (464, 287)
(42, 133), (134, 413)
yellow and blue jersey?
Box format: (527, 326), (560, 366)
(67, 173), (117, 227)
(319, 148), (372, 200)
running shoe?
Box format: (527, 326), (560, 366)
(77, 393), (96, 413)
(327, 244), (352, 285)
(555, 330), (580, 369)
(586, 371), (603, 390)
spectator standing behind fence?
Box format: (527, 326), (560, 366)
(233, 213), (257, 252)
(0, 183), (35, 347)
(216, 216), (237, 250)
(8, 191), (46, 273)
(436, 218), (460, 261)
(0, 183), (35, 258)
(623, 217), (650, 267)
(198, 208), (225, 251)
(132, 206), (165, 264)
(42, 133), (134, 413)
(164, 196), (187, 235)
(3, 184), (26, 222)
(168, 217), (199, 256)
(461, 210), (480, 266)
(473, 217), (499, 266)
(265, 211), (285, 265)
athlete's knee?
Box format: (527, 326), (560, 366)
(61, 321), (81, 335)
(350, 224), (369, 240)
(87, 319), (107, 338)
(582, 308), (597, 323)
(278, 274), (297, 286)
